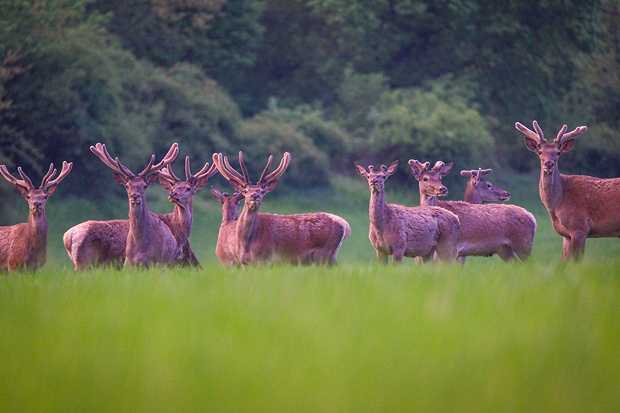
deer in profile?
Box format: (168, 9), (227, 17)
(63, 155), (215, 270)
(515, 120), (620, 261)
(89, 142), (179, 268)
(460, 168), (510, 204)
(211, 186), (244, 267)
(409, 160), (536, 262)
(355, 161), (460, 264)
(212, 151), (351, 266)
(0, 161), (73, 272)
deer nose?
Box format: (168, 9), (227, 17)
(131, 193), (141, 201)
(439, 186), (448, 195)
(544, 160), (555, 170)
(33, 201), (42, 208)
(251, 194), (260, 201)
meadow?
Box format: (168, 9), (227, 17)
(1, 172), (619, 412)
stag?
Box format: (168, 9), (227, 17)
(460, 168), (510, 204)
(89, 142), (179, 268)
(211, 186), (244, 267)
(63, 155), (214, 270)
(409, 160), (536, 262)
(212, 152), (351, 266)
(515, 120), (620, 261)
(0, 161), (73, 272)
(355, 161), (460, 264)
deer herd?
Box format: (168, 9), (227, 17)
(1, 120), (618, 272)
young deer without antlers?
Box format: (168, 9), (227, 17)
(89, 142), (179, 268)
(211, 186), (244, 267)
(460, 168), (511, 204)
(516, 120), (620, 261)
(64, 155), (215, 270)
(409, 160), (536, 262)
(212, 152), (351, 266)
(355, 161), (460, 264)
(0, 161), (72, 272)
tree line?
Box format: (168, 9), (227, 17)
(1, 0), (618, 201)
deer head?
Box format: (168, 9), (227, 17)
(0, 162), (73, 216)
(460, 168), (510, 203)
(355, 161), (399, 194)
(211, 187), (244, 222)
(212, 152), (291, 211)
(158, 156), (217, 208)
(408, 159), (453, 198)
(515, 120), (587, 174)
(90, 143), (179, 206)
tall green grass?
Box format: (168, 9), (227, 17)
(2, 173), (620, 412)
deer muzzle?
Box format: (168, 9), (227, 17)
(130, 193), (142, 205)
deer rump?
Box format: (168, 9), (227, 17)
(239, 212), (350, 265)
(440, 201), (536, 259)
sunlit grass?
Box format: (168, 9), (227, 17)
(2, 173), (620, 412)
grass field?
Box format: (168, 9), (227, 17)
(1, 172), (620, 412)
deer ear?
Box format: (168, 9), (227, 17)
(559, 138), (575, 153)
(524, 137), (540, 153)
(409, 163), (423, 181)
(354, 162), (368, 177)
(193, 175), (209, 191)
(45, 184), (58, 197)
(385, 161), (399, 176)
(159, 176), (174, 191)
(113, 172), (127, 185)
(211, 186), (224, 203)
(264, 179), (279, 193)
(15, 184), (29, 197)
(438, 162), (453, 177)
(228, 179), (246, 193)
(145, 173), (160, 186)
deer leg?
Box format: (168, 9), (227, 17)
(392, 249), (405, 264)
(376, 250), (389, 264)
(497, 246), (518, 262)
(569, 230), (587, 262)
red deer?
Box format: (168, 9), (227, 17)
(212, 152), (350, 266)
(460, 168), (510, 204)
(211, 186), (244, 267)
(89, 142), (179, 268)
(63, 155), (215, 270)
(409, 160), (536, 262)
(355, 161), (460, 264)
(0, 161), (73, 272)
(515, 120), (620, 261)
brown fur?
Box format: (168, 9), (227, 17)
(517, 121), (620, 261)
(356, 161), (460, 264)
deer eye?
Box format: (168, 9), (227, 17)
(423, 177), (428, 181)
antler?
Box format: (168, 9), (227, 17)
(161, 156), (218, 186)
(213, 152), (247, 187)
(431, 161), (445, 172)
(408, 159), (430, 172)
(91, 142), (178, 179)
(554, 124), (587, 145)
(0, 165), (34, 189)
(515, 120), (546, 144)
(41, 161), (73, 191)
(258, 152), (290, 184)
(138, 143), (179, 179)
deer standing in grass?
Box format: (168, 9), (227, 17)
(211, 186), (244, 267)
(212, 152), (351, 266)
(89, 142), (179, 268)
(0, 161), (72, 272)
(355, 161), (460, 264)
(63, 155), (215, 270)
(515, 120), (620, 261)
(409, 160), (536, 262)
(460, 168), (511, 204)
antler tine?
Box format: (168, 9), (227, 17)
(515, 121), (545, 143)
(223, 154), (247, 183)
(39, 164), (56, 188)
(556, 125), (587, 144)
(140, 143), (179, 178)
(90, 143), (135, 177)
(43, 161), (72, 190)
(17, 166), (35, 188)
(0, 165), (33, 188)
(262, 152), (290, 183)
(408, 159), (429, 172)
(212, 153), (246, 186)
(258, 155), (274, 184)
(187, 156), (218, 182)
(532, 120), (546, 143)
(480, 168), (492, 176)
(238, 152), (251, 183)
(431, 161), (445, 172)
(159, 158), (182, 184)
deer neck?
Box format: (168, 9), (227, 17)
(463, 184), (480, 204)
(538, 166), (564, 212)
(172, 200), (193, 237)
(28, 211), (48, 250)
(128, 200), (153, 240)
(420, 192), (439, 207)
(236, 204), (260, 247)
(369, 190), (389, 230)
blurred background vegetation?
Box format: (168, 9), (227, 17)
(1, 0), (618, 204)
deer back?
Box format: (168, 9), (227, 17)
(63, 219), (128, 270)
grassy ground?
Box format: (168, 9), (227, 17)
(1, 172), (620, 412)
